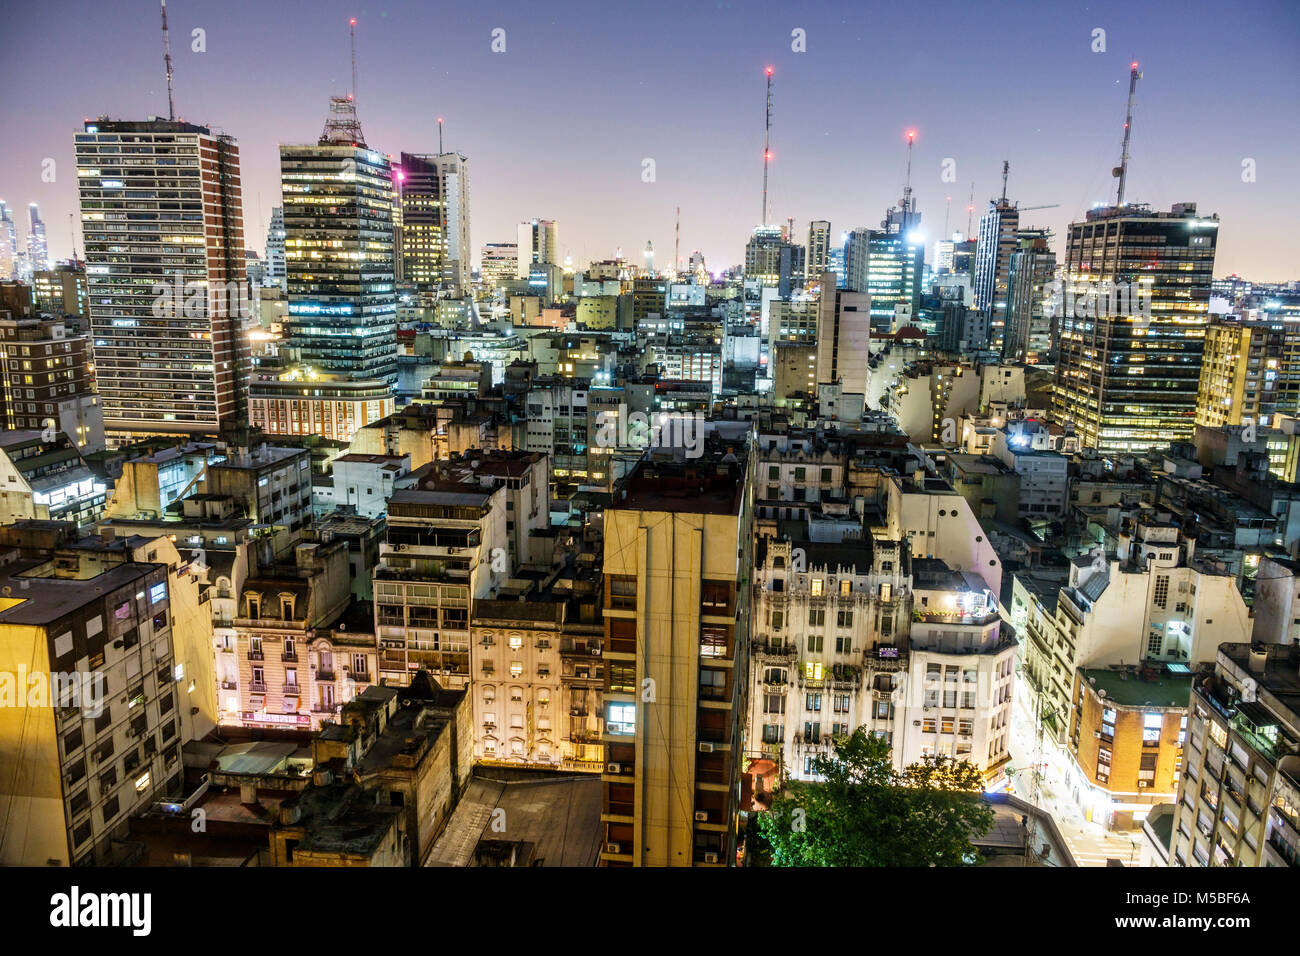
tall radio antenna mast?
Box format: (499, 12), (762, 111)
(160, 0), (176, 121)
(1113, 61), (1142, 207)
(761, 66), (773, 227)
(349, 18), (358, 102)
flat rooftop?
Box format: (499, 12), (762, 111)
(1080, 667), (1195, 708)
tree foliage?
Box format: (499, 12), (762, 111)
(757, 728), (995, 866)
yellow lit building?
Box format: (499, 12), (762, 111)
(600, 438), (753, 866)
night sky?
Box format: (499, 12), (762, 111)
(2, 0), (1298, 279)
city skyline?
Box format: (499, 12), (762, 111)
(0, 0), (1297, 279)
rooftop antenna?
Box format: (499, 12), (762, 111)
(349, 18), (358, 102)
(786, 215), (794, 242)
(160, 0), (176, 121)
(943, 196), (951, 238)
(966, 183), (974, 238)
(761, 66), (774, 227)
(1000, 160), (1010, 204)
(903, 129), (916, 213)
(68, 212), (77, 262)
(437, 116), (444, 154)
(1113, 61), (1142, 207)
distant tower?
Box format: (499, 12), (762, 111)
(644, 240), (654, 274)
(761, 66), (774, 226)
(1113, 62), (1143, 207)
(264, 207), (287, 292)
(27, 203), (49, 272)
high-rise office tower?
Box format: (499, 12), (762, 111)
(806, 220), (831, 283)
(973, 198), (1019, 349)
(26, 203), (49, 273)
(74, 118), (248, 442)
(744, 225), (796, 288)
(397, 151), (471, 292)
(1053, 203), (1218, 452)
(516, 219), (558, 279)
(864, 231), (924, 334)
(600, 438), (753, 866)
(480, 242), (518, 293)
(0, 202), (16, 280)
(816, 276), (872, 395)
(264, 206), (287, 292)
(1004, 229), (1057, 364)
(279, 98), (397, 385)
(842, 228), (871, 293)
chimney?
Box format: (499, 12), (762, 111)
(1249, 644), (1269, 675)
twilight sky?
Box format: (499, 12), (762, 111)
(2, 0), (1298, 279)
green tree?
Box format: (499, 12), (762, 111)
(757, 728), (994, 866)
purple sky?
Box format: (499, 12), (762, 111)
(2, 0), (1298, 279)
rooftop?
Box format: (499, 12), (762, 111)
(1080, 667), (1195, 708)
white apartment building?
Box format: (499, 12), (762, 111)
(748, 532), (1015, 783)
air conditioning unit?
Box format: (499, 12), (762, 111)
(912, 720), (921, 727)
(698, 742), (714, 753)
(693, 811), (708, 822)
(1138, 780), (1151, 789)
(606, 762), (621, 774)
(1094, 731), (1102, 738)
(703, 852), (720, 864)
(605, 842), (621, 854)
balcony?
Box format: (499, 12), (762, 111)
(281, 652), (299, 663)
(249, 681), (267, 694)
(247, 650), (264, 662)
(560, 638), (602, 658)
(220, 680), (237, 690)
(317, 669), (336, 681)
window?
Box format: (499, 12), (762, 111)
(808, 608), (825, 628)
(922, 718), (937, 733)
(806, 634), (823, 653)
(149, 582), (167, 604)
(840, 579), (851, 597)
(804, 661), (822, 682)
(806, 692), (822, 711)
(836, 609), (853, 629)
(1143, 712), (1163, 746)
(607, 702), (635, 735)
(764, 694), (786, 714)
(810, 578), (824, 597)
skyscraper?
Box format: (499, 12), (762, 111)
(1004, 229), (1057, 364)
(1052, 202), (1218, 452)
(264, 206), (287, 292)
(74, 118), (248, 443)
(864, 231), (924, 334)
(279, 98), (397, 386)
(516, 219), (558, 279)
(397, 151), (471, 292)
(0, 202), (16, 280)
(806, 219), (831, 283)
(480, 242), (518, 293)
(973, 197), (1019, 349)
(26, 203), (49, 273)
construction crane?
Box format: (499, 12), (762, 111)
(1016, 203), (1060, 212)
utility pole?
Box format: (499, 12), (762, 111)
(761, 66), (773, 227)
(1113, 62), (1142, 207)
